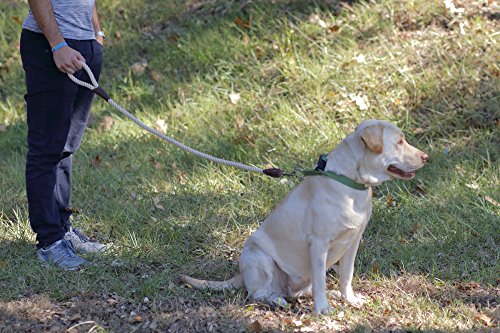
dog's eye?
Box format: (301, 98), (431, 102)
(397, 139), (404, 145)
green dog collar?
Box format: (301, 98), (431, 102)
(302, 155), (368, 191)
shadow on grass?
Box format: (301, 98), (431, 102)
(1, 1), (498, 331)
(0, 236), (243, 331)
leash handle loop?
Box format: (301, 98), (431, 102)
(67, 61), (99, 90)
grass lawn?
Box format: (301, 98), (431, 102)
(0, 0), (499, 332)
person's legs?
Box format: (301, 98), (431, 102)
(55, 39), (103, 230)
(21, 30), (104, 258)
(54, 39), (107, 254)
(21, 30), (79, 249)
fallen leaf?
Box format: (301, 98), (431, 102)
(371, 260), (379, 274)
(444, 0), (464, 14)
(234, 115), (245, 129)
(114, 31), (122, 40)
(413, 127), (424, 134)
(242, 34), (250, 46)
(349, 93), (370, 110)
(156, 119), (167, 132)
(131, 60), (148, 77)
(249, 320), (262, 332)
(153, 196), (165, 210)
(229, 92), (241, 104)
(456, 281), (480, 291)
(459, 22), (466, 35)
(154, 162), (162, 170)
(234, 16), (251, 29)
(91, 154), (101, 168)
(150, 69), (163, 82)
(325, 91), (336, 99)
(484, 196), (499, 207)
(66, 207), (80, 214)
(475, 313), (492, 326)
(490, 64), (500, 77)
(131, 315), (143, 323)
(255, 45), (264, 58)
(354, 54), (366, 64)
(386, 194), (393, 206)
(309, 14), (327, 28)
(0, 57), (16, 73)
(106, 298), (119, 305)
(465, 183), (479, 190)
(0, 260), (7, 268)
(12, 16), (22, 25)
(99, 116), (114, 131)
(178, 171), (187, 185)
(328, 25), (340, 33)
(168, 32), (180, 43)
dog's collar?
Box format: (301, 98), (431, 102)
(302, 155), (368, 191)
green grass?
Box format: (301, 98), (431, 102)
(0, 0), (499, 332)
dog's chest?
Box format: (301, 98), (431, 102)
(314, 189), (372, 236)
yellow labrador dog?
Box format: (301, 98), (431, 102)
(181, 119), (428, 314)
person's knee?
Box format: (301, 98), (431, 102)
(27, 149), (64, 167)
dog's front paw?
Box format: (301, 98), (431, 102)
(343, 293), (367, 307)
(314, 303), (334, 315)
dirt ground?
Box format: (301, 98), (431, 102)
(1, 276), (498, 332)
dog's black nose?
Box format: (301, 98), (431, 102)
(421, 153), (429, 163)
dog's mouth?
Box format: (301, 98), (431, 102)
(387, 165), (416, 179)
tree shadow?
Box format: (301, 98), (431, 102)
(1, 0), (498, 331)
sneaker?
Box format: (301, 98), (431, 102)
(64, 226), (107, 254)
(37, 239), (89, 271)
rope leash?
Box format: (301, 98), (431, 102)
(67, 62), (285, 178)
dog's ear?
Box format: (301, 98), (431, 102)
(360, 125), (384, 154)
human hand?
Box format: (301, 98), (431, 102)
(52, 45), (86, 74)
(95, 35), (104, 46)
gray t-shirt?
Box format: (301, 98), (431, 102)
(23, 0), (96, 40)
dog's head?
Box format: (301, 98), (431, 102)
(352, 119), (428, 185)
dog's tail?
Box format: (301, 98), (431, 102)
(179, 274), (243, 291)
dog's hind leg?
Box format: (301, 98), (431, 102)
(240, 243), (288, 308)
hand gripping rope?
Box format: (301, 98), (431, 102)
(67, 62), (285, 178)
